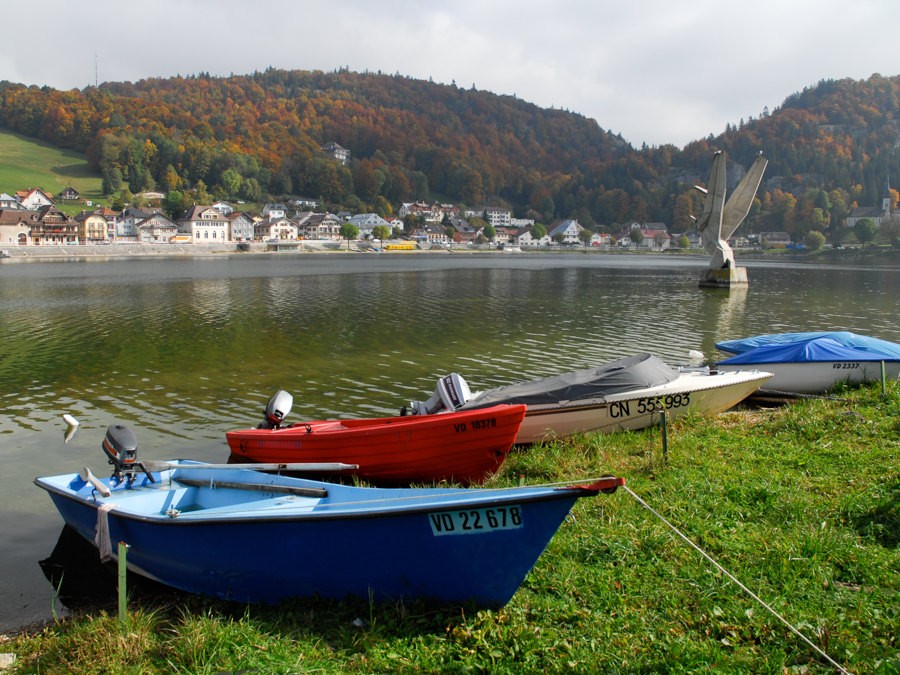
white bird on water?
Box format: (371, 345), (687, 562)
(63, 413), (79, 444)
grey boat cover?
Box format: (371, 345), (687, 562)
(461, 354), (679, 408)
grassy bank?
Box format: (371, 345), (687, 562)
(3, 384), (897, 673)
(0, 130), (104, 209)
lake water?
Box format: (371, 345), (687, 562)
(1, 251), (897, 631)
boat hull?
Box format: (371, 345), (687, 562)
(225, 404), (526, 485)
(511, 370), (771, 443)
(35, 464), (613, 607)
(718, 360), (900, 395)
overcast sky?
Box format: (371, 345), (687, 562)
(2, 0), (894, 148)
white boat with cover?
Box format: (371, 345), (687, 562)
(403, 354), (772, 444)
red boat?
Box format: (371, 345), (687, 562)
(226, 390), (527, 485)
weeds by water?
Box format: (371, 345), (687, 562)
(4, 383), (897, 673)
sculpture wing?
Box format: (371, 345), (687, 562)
(694, 151), (726, 236)
(721, 155), (767, 240)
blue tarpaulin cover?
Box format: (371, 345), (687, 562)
(716, 332), (900, 358)
(718, 335), (900, 365)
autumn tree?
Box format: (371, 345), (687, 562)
(630, 228), (644, 247)
(672, 192), (697, 231)
(163, 191), (188, 220)
(340, 222), (359, 250)
(579, 227), (593, 249)
(804, 230), (826, 250)
(221, 168), (243, 198)
(372, 224), (391, 248)
(853, 218), (878, 246)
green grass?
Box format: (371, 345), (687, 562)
(0, 128), (104, 211)
(4, 383), (898, 673)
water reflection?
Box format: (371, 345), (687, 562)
(697, 287), (750, 355)
(40, 525), (182, 613)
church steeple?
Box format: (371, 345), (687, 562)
(883, 178), (892, 215)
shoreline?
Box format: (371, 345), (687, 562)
(1, 242), (897, 268)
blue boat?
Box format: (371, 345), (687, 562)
(35, 425), (623, 607)
(716, 332), (900, 394)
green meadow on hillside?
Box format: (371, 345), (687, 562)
(0, 129), (104, 210)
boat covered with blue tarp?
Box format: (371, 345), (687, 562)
(716, 332), (900, 394)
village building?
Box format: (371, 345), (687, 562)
(137, 191), (165, 202)
(16, 188), (54, 210)
(298, 212), (343, 240)
(674, 231), (702, 249)
(493, 226), (518, 246)
(465, 206), (512, 228)
(549, 219), (585, 245)
(212, 201), (235, 216)
(410, 222), (450, 246)
(446, 216), (483, 244)
(74, 210), (111, 244)
(136, 212), (179, 243)
(591, 232), (612, 247)
(59, 186), (80, 201)
(228, 211), (255, 242)
(0, 209), (35, 246)
(254, 216), (299, 241)
(179, 205), (230, 243)
(260, 203), (288, 219)
(757, 232), (792, 248)
(616, 222), (671, 250)
(290, 197), (320, 209)
(92, 207), (122, 240)
(117, 207), (152, 242)
(0, 193), (24, 210)
(512, 227), (552, 247)
(399, 201), (460, 224)
(845, 184), (892, 228)
(29, 205), (77, 245)
(321, 142), (350, 165)
(348, 213), (392, 239)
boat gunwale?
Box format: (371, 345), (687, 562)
(34, 474), (601, 526)
(226, 402), (527, 438)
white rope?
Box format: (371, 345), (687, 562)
(623, 486), (851, 675)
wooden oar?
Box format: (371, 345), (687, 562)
(139, 460), (359, 473)
(80, 466), (111, 497)
(173, 477), (328, 498)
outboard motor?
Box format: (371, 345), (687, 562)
(259, 389), (293, 429)
(402, 373), (471, 416)
(102, 423), (152, 482)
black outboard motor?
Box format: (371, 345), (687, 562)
(102, 424), (152, 482)
(259, 390), (293, 429)
(402, 373), (471, 416)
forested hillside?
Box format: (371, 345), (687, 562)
(1, 69), (898, 242)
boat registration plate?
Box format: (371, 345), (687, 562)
(429, 505), (523, 536)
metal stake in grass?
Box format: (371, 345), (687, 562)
(118, 542), (128, 623)
(659, 402), (668, 464)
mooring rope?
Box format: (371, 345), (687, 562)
(623, 485), (851, 675)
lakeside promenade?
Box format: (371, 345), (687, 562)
(0, 241), (368, 259)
